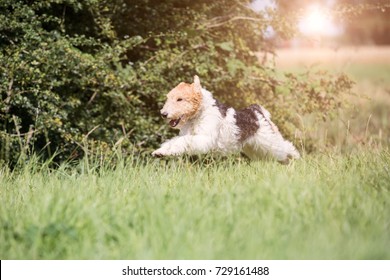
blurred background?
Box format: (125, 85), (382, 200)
(253, 0), (390, 152)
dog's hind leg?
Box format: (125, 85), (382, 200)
(243, 132), (300, 164)
(242, 144), (267, 161)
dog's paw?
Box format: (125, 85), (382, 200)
(152, 148), (169, 158)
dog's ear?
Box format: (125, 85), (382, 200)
(193, 75), (201, 93)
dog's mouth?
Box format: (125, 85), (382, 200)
(169, 117), (182, 128)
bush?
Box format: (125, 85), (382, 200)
(0, 0), (354, 165)
(0, 0), (152, 164)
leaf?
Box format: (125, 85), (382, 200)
(226, 58), (245, 75)
(217, 41), (234, 52)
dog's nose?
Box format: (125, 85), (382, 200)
(161, 112), (168, 119)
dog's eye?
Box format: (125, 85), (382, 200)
(177, 98), (183, 102)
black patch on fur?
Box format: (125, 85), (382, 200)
(235, 104), (261, 142)
(248, 104), (264, 116)
(213, 99), (230, 118)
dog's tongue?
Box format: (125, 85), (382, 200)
(169, 119), (180, 127)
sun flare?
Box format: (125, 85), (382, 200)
(299, 4), (340, 37)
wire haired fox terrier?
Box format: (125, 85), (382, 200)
(152, 75), (300, 164)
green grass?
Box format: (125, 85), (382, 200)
(1, 151), (389, 259)
(276, 63), (390, 86)
(345, 64), (390, 85)
(274, 47), (390, 86)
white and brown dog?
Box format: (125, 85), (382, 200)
(152, 75), (300, 163)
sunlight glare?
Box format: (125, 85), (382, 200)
(299, 4), (340, 37)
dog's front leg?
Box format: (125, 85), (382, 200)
(152, 135), (214, 157)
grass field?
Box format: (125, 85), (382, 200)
(1, 152), (389, 260)
(1, 47), (389, 260)
(275, 46), (390, 151)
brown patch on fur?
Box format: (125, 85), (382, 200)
(162, 77), (203, 126)
(168, 83), (202, 118)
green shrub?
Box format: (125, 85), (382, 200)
(0, 0), (151, 164)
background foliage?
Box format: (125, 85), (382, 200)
(0, 0), (355, 165)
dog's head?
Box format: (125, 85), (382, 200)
(160, 75), (203, 129)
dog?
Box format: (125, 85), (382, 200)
(152, 75), (300, 164)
